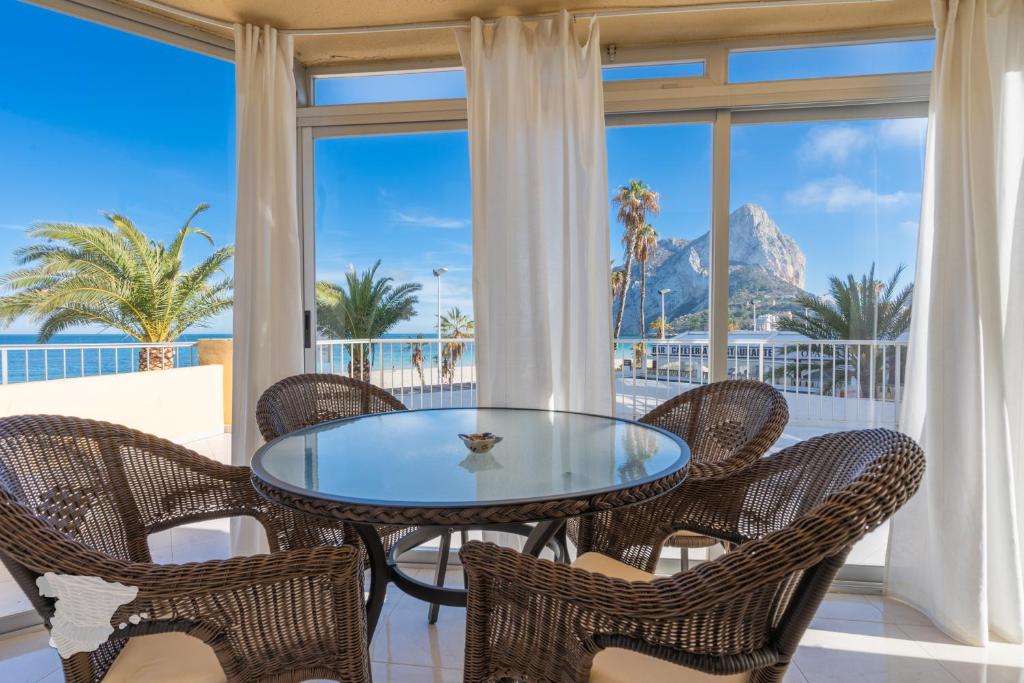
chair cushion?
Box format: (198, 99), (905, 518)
(572, 552), (658, 582)
(573, 553), (749, 683)
(103, 632), (226, 683)
(590, 649), (748, 683)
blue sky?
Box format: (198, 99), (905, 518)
(0, 0), (932, 335)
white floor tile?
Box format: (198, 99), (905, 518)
(372, 661), (463, 682)
(795, 618), (960, 682)
(0, 627), (61, 683)
(898, 624), (1024, 683)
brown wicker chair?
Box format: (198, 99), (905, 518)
(461, 428), (925, 683)
(570, 379), (789, 571)
(256, 373), (454, 623)
(255, 372), (407, 442)
(0, 414), (370, 683)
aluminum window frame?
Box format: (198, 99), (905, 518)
(297, 30), (931, 586)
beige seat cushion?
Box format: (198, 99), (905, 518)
(103, 632), (226, 683)
(572, 552), (658, 582)
(591, 649), (748, 683)
(573, 553), (748, 683)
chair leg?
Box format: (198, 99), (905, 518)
(428, 529), (452, 624)
(459, 530), (470, 587)
(681, 546), (689, 572)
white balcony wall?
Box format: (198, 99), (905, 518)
(0, 365), (225, 443)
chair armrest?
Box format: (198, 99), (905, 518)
(29, 523), (366, 682)
(117, 435), (267, 532)
(120, 438), (357, 552)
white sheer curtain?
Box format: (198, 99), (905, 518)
(887, 0), (1024, 646)
(229, 24), (304, 557)
(457, 11), (613, 416)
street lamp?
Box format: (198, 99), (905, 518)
(433, 268), (448, 386)
(751, 299), (758, 332)
(658, 288), (671, 340)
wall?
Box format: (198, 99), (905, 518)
(0, 365), (224, 443)
(197, 338), (232, 429)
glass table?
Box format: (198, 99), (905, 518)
(251, 407), (690, 638)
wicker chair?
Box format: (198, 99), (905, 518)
(256, 373), (455, 623)
(461, 428), (925, 683)
(255, 373), (407, 441)
(570, 379), (789, 571)
(0, 414), (369, 683)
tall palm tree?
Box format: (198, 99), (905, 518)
(610, 265), (626, 302)
(649, 315), (674, 338)
(316, 260), (421, 379)
(633, 223), (658, 337)
(407, 335), (427, 387)
(612, 180), (660, 338)
(0, 204), (232, 370)
(776, 264), (913, 397)
(439, 306), (474, 384)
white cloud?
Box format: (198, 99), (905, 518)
(800, 126), (870, 164)
(786, 176), (918, 213)
(393, 212), (469, 230)
(879, 119), (928, 146)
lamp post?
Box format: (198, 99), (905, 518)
(433, 267), (447, 386)
(751, 299), (758, 331)
(658, 288), (671, 340)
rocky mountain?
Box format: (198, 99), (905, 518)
(615, 203), (807, 335)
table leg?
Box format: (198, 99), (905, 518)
(522, 520), (566, 558)
(427, 528), (452, 624)
(352, 523), (389, 641)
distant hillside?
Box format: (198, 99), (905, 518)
(615, 203), (807, 335)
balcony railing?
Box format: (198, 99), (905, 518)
(0, 342), (199, 384)
(316, 337), (908, 428)
(0, 337), (907, 429)
(315, 337), (477, 410)
(616, 338), (907, 427)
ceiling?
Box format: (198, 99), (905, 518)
(114, 0), (934, 68)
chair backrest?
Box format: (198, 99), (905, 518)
(256, 373), (407, 441)
(0, 414), (155, 566)
(615, 429), (924, 670)
(640, 379), (789, 478)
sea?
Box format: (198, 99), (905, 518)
(0, 332), (473, 383)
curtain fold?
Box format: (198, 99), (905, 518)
(457, 11), (614, 416)
(887, 0), (1024, 646)
(229, 24), (304, 557)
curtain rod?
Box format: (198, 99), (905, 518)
(128, 0), (891, 37)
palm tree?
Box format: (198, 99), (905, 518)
(612, 180), (660, 338)
(610, 265), (626, 302)
(776, 264), (913, 397)
(439, 306), (474, 384)
(649, 316), (674, 338)
(0, 204), (232, 370)
(633, 223), (658, 337)
(316, 260), (421, 379)
(407, 335), (427, 387)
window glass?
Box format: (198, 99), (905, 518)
(606, 123), (713, 416)
(729, 40), (934, 82)
(313, 132), (473, 408)
(603, 61), (703, 81)
(729, 117), (926, 566)
(314, 70), (467, 106)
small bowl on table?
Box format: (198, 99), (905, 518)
(458, 432), (503, 454)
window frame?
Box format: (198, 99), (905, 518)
(296, 29), (932, 585)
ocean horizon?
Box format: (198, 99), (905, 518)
(0, 332), (466, 383)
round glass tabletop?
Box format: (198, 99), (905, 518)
(252, 407), (689, 509)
